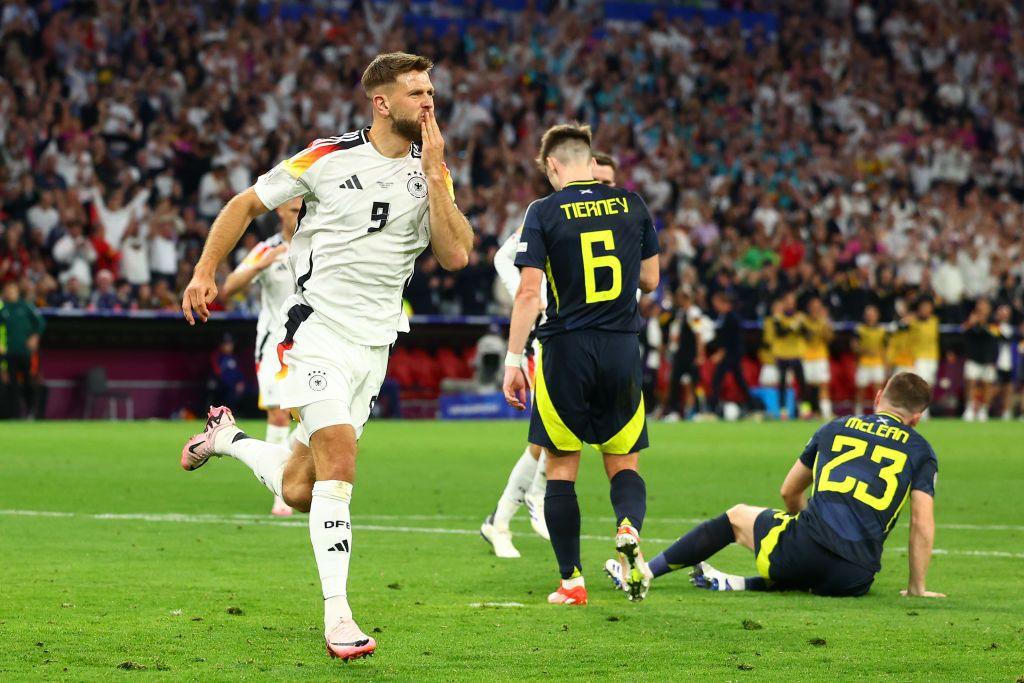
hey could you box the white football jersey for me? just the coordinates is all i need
[234,233,295,363]
[494,224,548,325]
[253,127,453,346]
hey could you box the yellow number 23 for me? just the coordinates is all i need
[818,435,907,511]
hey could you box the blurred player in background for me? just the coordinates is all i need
[757,300,781,398]
[481,151,619,558]
[853,305,887,414]
[220,196,302,516]
[909,299,939,389]
[660,287,705,421]
[802,297,833,419]
[708,291,751,416]
[590,152,617,186]
[179,52,473,661]
[961,299,997,421]
[887,298,916,379]
[993,304,1016,420]
[609,373,943,599]
[770,292,806,419]
[503,125,660,605]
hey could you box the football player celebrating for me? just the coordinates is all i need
[179,52,473,661]
[482,152,619,558]
[220,196,302,516]
[606,373,944,599]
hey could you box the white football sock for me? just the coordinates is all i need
[266,423,291,447]
[310,480,354,632]
[492,448,537,530]
[214,427,289,498]
[562,575,585,590]
[526,450,547,501]
[821,399,833,419]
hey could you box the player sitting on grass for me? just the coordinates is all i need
[606,372,944,598]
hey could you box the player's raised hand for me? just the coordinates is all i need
[503,366,528,411]
[420,108,446,179]
[182,269,218,326]
[900,588,946,598]
[255,244,287,270]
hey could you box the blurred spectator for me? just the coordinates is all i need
[208,333,246,410]
[0,0,1020,323]
[88,269,119,311]
[51,219,97,288]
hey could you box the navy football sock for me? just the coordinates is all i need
[648,513,735,578]
[744,576,770,591]
[609,469,647,531]
[545,479,582,580]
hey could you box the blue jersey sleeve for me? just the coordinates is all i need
[514,200,547,270]
[910,443,938,496]
[636,194,660,260]
[798,422,829,468]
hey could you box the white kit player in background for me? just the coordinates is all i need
[480,153,618,559]
[220,196,303,516]
[179,52,473,662]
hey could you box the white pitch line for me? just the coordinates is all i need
[1,509,1022,560]
[468,602,525,608]
[3,509,1016,532]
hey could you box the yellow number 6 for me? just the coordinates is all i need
[580,230,622,303]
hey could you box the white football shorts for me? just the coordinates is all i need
[803,359,831,385]
[963,360,996,383]
[275,306,389,442]
[855,364,886,388]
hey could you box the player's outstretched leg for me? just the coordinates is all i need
[480,445,538,558]
[689,562,770,591]
[635,504,766,594]
[607,455,653,601]
[524,448,550,540]
[265,409,294,516]
[181,406,235,471]
[647,512,734,579]
[544,451,586,605]
[181,406,295,504]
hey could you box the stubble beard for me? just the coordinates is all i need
[391,112,423,145]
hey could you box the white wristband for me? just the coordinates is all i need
[504,351,524,368]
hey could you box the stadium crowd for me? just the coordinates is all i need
[1,0,1023,416]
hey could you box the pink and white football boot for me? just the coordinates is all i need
[180,406,237,471]
[325,617,377,661]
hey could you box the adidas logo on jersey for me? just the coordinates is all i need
[338,175,363,190]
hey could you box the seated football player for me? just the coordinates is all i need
[606,373,945,598]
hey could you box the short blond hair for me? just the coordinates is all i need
[361,52,434,95]
[535,123,593,173]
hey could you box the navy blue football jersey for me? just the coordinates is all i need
[798,411,938,573]
[514,180,659,340]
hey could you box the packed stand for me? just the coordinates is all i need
[0,0,1022,415]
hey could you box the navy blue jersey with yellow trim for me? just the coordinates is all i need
[514,181,659,341]
[798,411,938,573]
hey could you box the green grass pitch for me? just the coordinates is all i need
[1,419,1023,680]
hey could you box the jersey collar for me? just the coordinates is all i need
[563,180,600,187]
[875,410,905,424]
